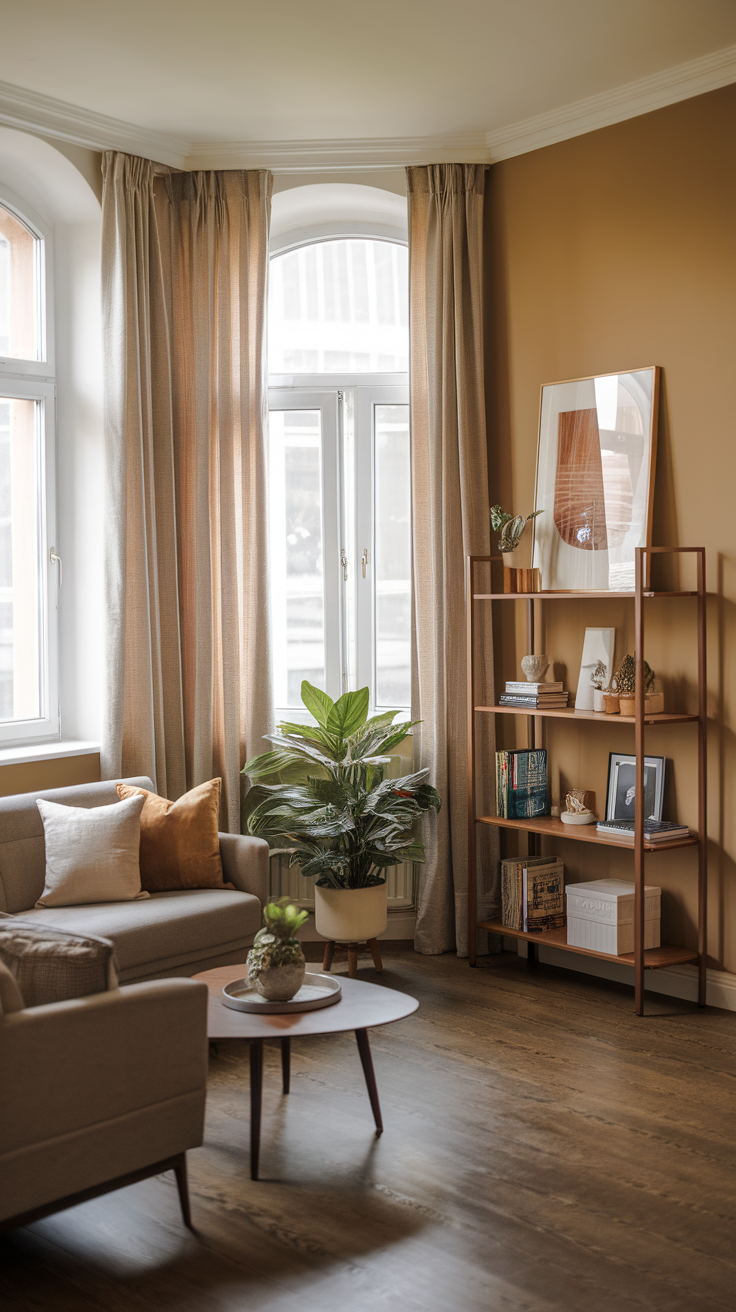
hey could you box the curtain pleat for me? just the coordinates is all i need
[101,154,272,833]
[407,163,498,956]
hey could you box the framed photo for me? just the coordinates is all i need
[532,367,660,591]
[606,753,665,822]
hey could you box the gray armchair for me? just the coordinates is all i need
[0,976,208,1231]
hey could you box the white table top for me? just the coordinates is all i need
[193,964,419,1040]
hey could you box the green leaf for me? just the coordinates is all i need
[326,687,370,737]
[300,681,335,727]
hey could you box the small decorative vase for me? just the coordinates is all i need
[603,694,620,714]
[521,654,549,683]
[252,959,306,1001]
[593,689,606,713]
[314,883,388,943]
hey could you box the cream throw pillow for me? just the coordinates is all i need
[35,795,149,908]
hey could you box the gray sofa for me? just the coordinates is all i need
[0,777,269,982]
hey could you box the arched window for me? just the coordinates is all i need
[268,235,410,712]
[0,194,56,743]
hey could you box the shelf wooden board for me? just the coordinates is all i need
[473,591,698,600]
[477,921,699,970]
[476,705,699,725]
[476,814,698,851]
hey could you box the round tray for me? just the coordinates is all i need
[222,971,342,1014]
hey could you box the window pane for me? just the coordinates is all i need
[374,404,410,707]
[269,239,408,373]
[0,206,38,361]
[269,409,325,707]
[0,397,41,721]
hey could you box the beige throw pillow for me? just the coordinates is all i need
[35,795,148,908]
[0,920,118,1007]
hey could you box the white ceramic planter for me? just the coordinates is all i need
[314,883,388,943]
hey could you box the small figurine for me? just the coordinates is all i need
[560,789,596,825]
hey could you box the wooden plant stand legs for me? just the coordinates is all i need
[321,938,383,978]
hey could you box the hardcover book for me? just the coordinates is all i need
[496,748,549,818]
[501,856,565,931]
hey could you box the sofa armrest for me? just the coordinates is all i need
[219,832,269,906]
[0,979,208,1156]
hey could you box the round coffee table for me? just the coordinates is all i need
[193,965,419,1180]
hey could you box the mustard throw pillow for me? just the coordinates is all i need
[116,778,230,893]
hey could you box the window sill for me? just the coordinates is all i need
[0,740,100,768]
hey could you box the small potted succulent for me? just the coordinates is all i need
[242,682,441,947]
[246,896,309,1001]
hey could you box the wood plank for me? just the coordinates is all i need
[478,921,699,969]
[473,590,698,600]
[476,813,698,851]
[476,705,699,724]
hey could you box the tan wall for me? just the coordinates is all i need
[484,84,736,972]
[0,754,100,798]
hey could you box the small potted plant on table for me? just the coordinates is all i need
[242,682,441,955]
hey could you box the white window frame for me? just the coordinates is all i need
[0,185,58,745]
[269,371,409,721]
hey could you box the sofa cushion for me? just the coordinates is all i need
[15,888,261,975]
[0,921,119,1008]
[116,779,230,893]
[35,795,148,909]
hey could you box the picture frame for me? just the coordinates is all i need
[575,626,615,712]
[532,367,660,591]
[606,752,665,822]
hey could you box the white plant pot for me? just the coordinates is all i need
[314,883,388,943]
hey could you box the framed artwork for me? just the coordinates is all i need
[532,367,660,591]
[575,626,614,712]
[605,752,665,822]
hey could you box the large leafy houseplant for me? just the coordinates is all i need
[242,682,441,890]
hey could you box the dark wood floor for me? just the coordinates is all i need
[2,949,735,1312]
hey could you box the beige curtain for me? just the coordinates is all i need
[101,152,272,832]
[407,163,498,956]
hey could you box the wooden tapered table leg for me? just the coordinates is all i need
[347,944,359,978]
[250,1038,264,1180]
[322,940,335,971]
[173,1153,194,1230]
[355,1027,383,1135]
[366,938,383,972]
[281,1037,291,1094]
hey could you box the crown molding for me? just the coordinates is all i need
[0,42,734,177]
[0,79,187,168]
[486,42,736,161]
[185,133,489,172]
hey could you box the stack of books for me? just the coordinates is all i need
[496,748,548,818]
[499,680,569,709]
[596,818,690,843]
[501,856,565,932]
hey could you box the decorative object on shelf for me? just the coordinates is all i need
[603,692,620,714]
[520,653,549,683]
[496,748,548,818]
[608,653,664,715]
[605,752,665,822]
[501,856,564,931]
[560,790,596,825]
[531,367,660,591]
[491,504,543,593]
[242,680,441,949]
[591,660,608,712]
[245,897,308,1002]
[566,879,661,955]
[575,627,615,712]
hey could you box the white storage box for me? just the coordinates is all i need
[566,879,661,956]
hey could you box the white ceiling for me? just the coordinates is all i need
[0,0,735,168]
